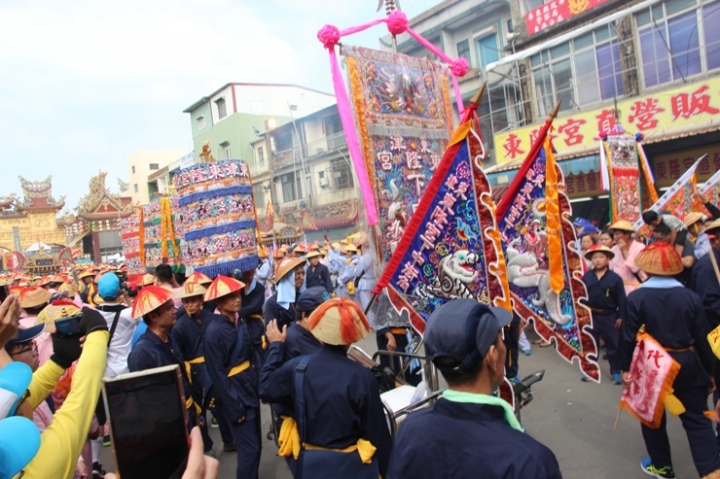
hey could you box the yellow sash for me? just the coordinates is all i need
[184,356,205,382]
[228,360,251,377]
[278,416,376,464]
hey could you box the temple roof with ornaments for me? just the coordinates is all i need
[72,171,133,221]
[14,176,66,212]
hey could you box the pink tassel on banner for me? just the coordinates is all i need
[317,11,471,226]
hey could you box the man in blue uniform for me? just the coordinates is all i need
[619,241,720,479]
[259,297,392,479]
[127,286,196,432]
[387,299,561,479]
[256,248,273,300]
[203,275,261,479]
[264,258,306,330]
[581,244,627,384]
[304,251,334,293]
[173,281,232,453]
[236,267,268,368]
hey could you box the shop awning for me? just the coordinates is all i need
[485,154,599,186]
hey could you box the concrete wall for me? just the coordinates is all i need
[127,150,186,205]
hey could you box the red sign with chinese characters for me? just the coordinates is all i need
[526,0,611,36]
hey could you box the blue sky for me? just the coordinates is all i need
[0,0,441,212]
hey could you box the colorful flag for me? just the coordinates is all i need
[300,211,318,231]
[265,200,275,232]
[495,114,600,381]
[620,333,683,428]
[12,251,25,272]
[58,247,74,267]
[373,97,511,335]
[633,154,708,236]
[701,166,720,207]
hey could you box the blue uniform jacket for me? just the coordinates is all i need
[258,344,392,477]
[263,292,297,330]
[203,314,259,423]
[305,263,334,292]
[619,279,714,389]
[387,398,562,479]
[173,310,218,402]
[284,323,321,360]
[691,248,720,329]
[127,329,193,405]
[581,268,627,319]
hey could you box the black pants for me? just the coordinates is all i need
[504,314,520,379]
[225,407,262,479]
[642,385,720,476]
[590,313,621,374]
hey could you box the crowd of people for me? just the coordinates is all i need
[3,192,720,479]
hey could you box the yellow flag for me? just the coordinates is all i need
[545,138,564,295]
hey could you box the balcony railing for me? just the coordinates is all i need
[271,132,347,169]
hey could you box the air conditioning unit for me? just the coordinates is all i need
[319,178,329,187]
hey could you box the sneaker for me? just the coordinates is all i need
[102,434,111,447]
[611,373,622,385]
[523,349,532,356]
[210,416,219,429]
[641,458,676,478]
[223,442,237,453]
[92,462,106,479]
[580,374,591,382]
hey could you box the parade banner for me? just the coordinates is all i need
[701,167,720,207]
[58,247,74,267]
[495,112,600,381]
[342,45,455,263]
[374,96,511,335]
[633,155,709,236]
[142,195,183,268]
[620,333,682,428]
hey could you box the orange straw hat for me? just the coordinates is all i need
[308,297,370,346]
[204,276,245,302]
[634,241,683,276]
[19,287,52,309]
[131,286,176,319]
[175,282,208,299]
[584,244,615,260]
[185,272,213,286]
[258,247,269,258]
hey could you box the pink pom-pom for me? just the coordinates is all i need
[317,25,341,49]
[386,11,409,35]
[451,58,469,77]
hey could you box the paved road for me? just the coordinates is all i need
[101,330,706,478]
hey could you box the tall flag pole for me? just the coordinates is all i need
[373,83,511,334]
[495,101,601,382]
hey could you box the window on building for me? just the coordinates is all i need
[257,146,265,166]
[274,130,293,151]
[134,184,138,193]
[323,113,344,150]
[331,158,353,190]
[215,98,227,119]
[220,141,231,160]
[477,33,500,67]
[197,115,206,130]
[531,23,626,114]
[280,172,299,202]
[253,184,265,206]
[636,0,709,88]
[457,39,471,65]
[149,163,159,170]
[131,165,135,174]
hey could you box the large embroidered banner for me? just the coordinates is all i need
[620,333,682,428]
[496,134,600,381]
[374,111,510,335]
[120,209,144,279]
[342,45,455,263]
[142,195,183,268]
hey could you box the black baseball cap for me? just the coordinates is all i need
[425,299,513,372]
[296,286,331,312]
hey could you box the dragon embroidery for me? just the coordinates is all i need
[419,250,478,300]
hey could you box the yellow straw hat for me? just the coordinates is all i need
[634,241,683,276]
[275,258,305,282]
[175,282,208,299]
[140,274,156,287]
[185,272,212,286]
[609,220,636,233]
[584,244,615,260]
[19,287,52,309]
[131,286,176,319]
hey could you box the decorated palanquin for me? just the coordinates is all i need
[173,160,259,277]
[620,333,683,428]
[120,209,144,279]
[142,196,182,268]
[341,45,455,262]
